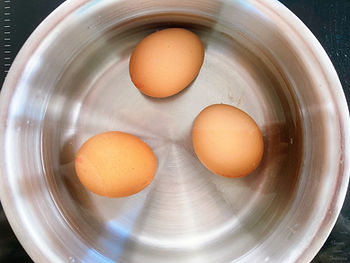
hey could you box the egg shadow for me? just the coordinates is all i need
[140,74,200,104]
[241,121,290,193]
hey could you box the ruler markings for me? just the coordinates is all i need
[3,0,12,75]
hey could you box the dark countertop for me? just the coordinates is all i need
[0,0,349,262]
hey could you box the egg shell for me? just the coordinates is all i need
[75,131,157,197]
[129,28,204,98]
[192,104,264,177]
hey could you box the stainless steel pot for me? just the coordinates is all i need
[1,0,349,262]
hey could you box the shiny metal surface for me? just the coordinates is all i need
[0,0,349,262]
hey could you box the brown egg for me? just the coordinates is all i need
[192,104,264,177]
[75,131,157,197]
[129,28,204,98]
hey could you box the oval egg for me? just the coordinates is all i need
[192,104,264,177]
[129,28,204,98]
[75,131,157,198]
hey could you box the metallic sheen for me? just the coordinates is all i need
[0,0,349,262]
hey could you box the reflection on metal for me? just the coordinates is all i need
[0,0,349,263]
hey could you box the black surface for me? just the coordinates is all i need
[0,0,349,262]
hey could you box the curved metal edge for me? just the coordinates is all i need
[255,0,350,262]
[0,0,348,262]
[0,1,90,262]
